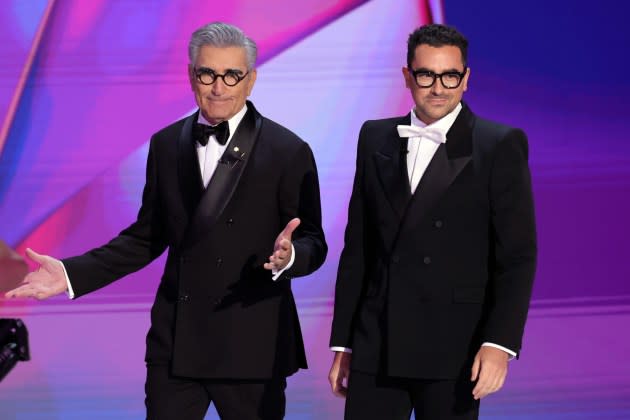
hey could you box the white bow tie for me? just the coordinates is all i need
[397,125,447,144]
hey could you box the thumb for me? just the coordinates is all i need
[25,248,46,265]
[471,352,481,381]
[280,218,301,241]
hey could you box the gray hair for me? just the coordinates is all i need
[188,22,257,70]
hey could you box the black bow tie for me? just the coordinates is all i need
[194,120,230,146]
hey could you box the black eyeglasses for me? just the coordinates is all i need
[408,67,467,89]
[194,67,249,87]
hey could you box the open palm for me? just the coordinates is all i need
[5,248,67,300]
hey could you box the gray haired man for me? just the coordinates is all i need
[6,22,327,419]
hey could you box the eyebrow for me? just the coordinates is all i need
[412,67,463,73]
[196,66,245,74]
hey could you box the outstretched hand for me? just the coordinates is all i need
[4,248,67,300]
[263,218,300,272]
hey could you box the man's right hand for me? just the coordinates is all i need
[4,248,67,300]
[328,351,352,398]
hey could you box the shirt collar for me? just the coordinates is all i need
[410,102,462,139]
[197,103,248,145]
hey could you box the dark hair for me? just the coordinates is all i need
[407,24,468,68]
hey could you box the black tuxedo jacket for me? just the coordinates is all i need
[64,101,327,379]
[330,103,536,379]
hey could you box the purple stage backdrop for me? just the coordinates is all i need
[1,0,629,418]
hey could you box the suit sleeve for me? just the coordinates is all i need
[62,137,168,297]
[329,123,369,348]
[278,141,327,278]
[483,129,537,354]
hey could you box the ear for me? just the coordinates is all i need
[246,69,257,96]
[402,66,412,89]
[462,67,470,92]
[188,64,195,91]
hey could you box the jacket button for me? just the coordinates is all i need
[434,220,443,228]
[178,294,190,302]
[213,297,223,306]
[216,258,223,267]
[423,256,431,265]
[391,255,400,263]
[180,256,186,263]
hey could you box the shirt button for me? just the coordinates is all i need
[423,256,431,265]
[227,218,234,226]
[434,220,443,228]
[391,255,400,264]
[216,258,223,267]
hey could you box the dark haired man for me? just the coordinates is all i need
[328,24,536,419]
[6,22,327,419]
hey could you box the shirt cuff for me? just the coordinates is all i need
[330,347,352,353]
[59,260,75,299]
[271,244,295,281]
[482,342,516,359]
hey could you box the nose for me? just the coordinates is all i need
[430,78,445,95]
[211,80,225,96]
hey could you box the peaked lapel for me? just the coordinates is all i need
[177,112,205,220]
[373,115,412,220]
[183,101,262,247]
[402,103,474,231]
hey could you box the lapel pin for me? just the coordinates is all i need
[233,146,240,153]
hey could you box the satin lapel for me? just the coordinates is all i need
[373,116,412,220]
[403,103,474,230]
[177,112,204,219]
[184,102,262,247]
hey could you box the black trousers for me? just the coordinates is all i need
[345,370,479,420]
[145,364,287,420]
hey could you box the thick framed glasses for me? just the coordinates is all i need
[409,67,467,89]
[194,67,249,87]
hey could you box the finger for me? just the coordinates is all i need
[476,366,501,399]
[279,218,300,241]
[278,238,291,252]
[495,372,506,393]
[471,354,481,381]
[487,368,505,395]
[473,381,487,400]
[334,385,347,398]
[273,250,286,260]
[5,284,36,299]
[25,248,46,265]
[332,376,347,398]
[472,367,489,399]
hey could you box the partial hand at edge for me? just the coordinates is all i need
[4,248,68,300]
[263,218,300,272]
[471,345,509,400]
[328,351,352,398]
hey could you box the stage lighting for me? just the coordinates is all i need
[0,318,30,382]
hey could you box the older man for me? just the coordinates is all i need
[7,22,327,419]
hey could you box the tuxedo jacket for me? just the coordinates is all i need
[330,103,536,379]
[64,102,327,379]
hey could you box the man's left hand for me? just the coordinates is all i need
[471,345,509,400]
[263,218,300,272]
